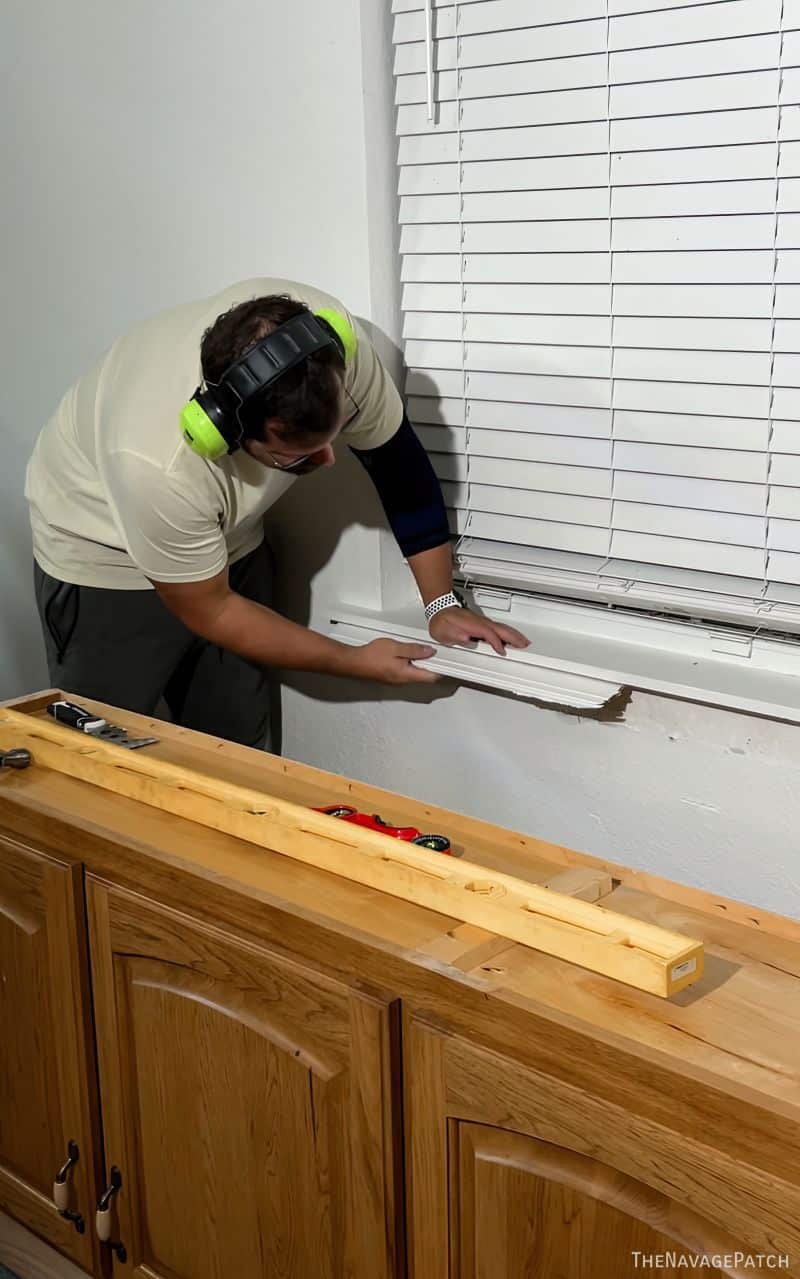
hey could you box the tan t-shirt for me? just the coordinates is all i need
[25,278,403,589]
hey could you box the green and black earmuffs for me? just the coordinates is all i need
[179,306,357,460]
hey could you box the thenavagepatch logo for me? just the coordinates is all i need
[630,1253,791,1271]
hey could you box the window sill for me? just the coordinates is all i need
[328,589,800,722]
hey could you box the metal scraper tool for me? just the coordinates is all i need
[46,700,159,749]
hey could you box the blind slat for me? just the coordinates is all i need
[463,189,610,221]
[399,224,461,254]
[611,71,779,119]
[460,157,610,191]
[613,214,775,252]
[614,408,769,450]
[393,8,455,45]
[466,370,611,408]
[458,22,607,65]
[464,283,612,313]
[394,38,456,77]
[464,220,609,252]
[609,530,765,579]
[459,0,605,36]
[407,395,465,425]
[612,107,777,153]
[612,250,774,284]
[609,1,782,51]
[767,551,800,585]
[460,88,608,132]
[614,502,764,547]
[469,427,611,468]
[614,471,765,516]
[465,314,611,344]
[461,253,611,283]
[612,284,774,318]
[395,70,458,106]
[614,379,770,418]
[468,484,610,527]
[611,143,776,186]
[467,511,610,557]
[768,519,800,552]
[769,486,800,518]
[613,348,772,386]
[398,194,461,222]
[462,121,608,163]
[773,352,800,383]
[614,441,768,483]
[403,311,462,339]
[469,399,610,437]
[775,317,800,348]
[469,454,611,497]
[769,421,800,451]
[612,180,775,218]
[611,33,780,83]
[613,316,772,350]
[466,341,611,378]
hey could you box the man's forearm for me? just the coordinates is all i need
[184,591,356,677]
[407,541,456,607]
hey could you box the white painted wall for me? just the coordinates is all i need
[0,0,378,695]
[3,0,797,920]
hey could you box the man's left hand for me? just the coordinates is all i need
[428,606,529,655]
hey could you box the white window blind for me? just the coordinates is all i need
[392,0,800,631]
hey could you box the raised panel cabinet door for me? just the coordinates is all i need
[0,834,102,1274]
[86,879,403,1279]
[453,1124,704,1279]
[404,1016,799,1279]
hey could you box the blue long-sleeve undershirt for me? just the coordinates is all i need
[349,412,451,559]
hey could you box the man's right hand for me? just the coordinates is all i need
[344,638,440,685]
[151,572,440,685]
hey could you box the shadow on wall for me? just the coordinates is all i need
[262,351,459,744]
[0,435,47,701]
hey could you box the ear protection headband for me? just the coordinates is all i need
[180,307,357,460]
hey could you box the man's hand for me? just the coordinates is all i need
[151,573,439,685]
[428,606,529,656]
[345,638,440,685]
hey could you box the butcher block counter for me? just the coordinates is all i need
[0,690,798,1279]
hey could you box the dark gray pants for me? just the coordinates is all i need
[34,540,275,749]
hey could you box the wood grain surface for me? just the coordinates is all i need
[0,707,703,997]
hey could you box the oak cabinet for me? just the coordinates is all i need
[452,1124,698,1279]
[1,692,800,1279]
[404,1016,796,1279]
[85,880,402,1279]
[0,836,101,1274]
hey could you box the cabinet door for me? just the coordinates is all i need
[0,835,102,1274]
[453,1124,700,1278]
[87,880,403,1279]
[405,1015,799,1279]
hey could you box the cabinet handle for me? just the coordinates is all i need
[0,748,32,770]
[52,1140,85,1233]
[96,1167,127,1263]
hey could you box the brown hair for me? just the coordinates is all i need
[199,294,345,443]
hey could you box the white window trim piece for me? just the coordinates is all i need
[327,611,622,709]
[329,589,800,722]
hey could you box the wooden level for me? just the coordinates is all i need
[0,706,704,997]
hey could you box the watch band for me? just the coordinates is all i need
[425,591,464,622]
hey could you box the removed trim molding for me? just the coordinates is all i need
[327,612,622,709]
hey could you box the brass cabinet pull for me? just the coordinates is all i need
[96,1166,127,1262]
[52,1140,85,1233]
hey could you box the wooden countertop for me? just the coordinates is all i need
[2,695,800,1125]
